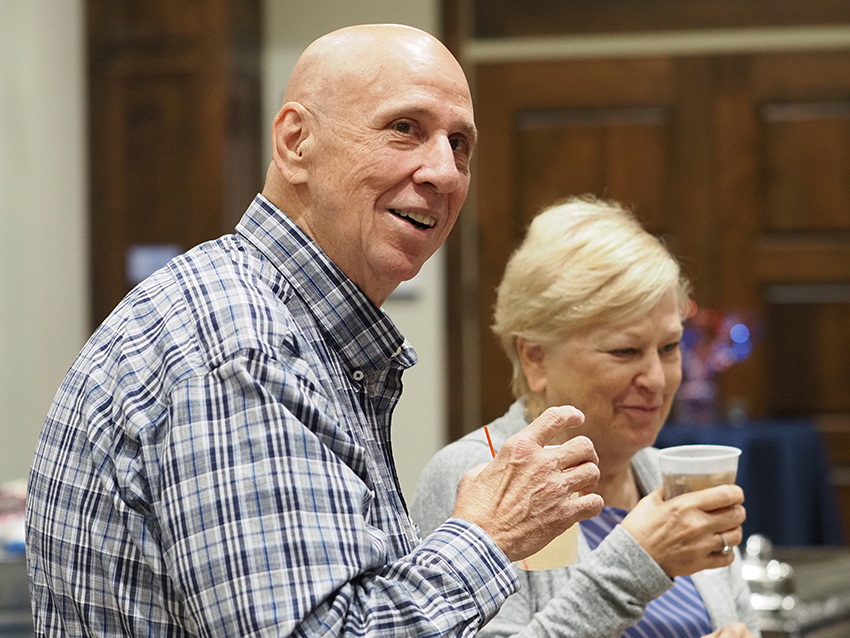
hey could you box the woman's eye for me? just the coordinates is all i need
[612,348,637,357]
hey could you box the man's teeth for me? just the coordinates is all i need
[394,210,435,228]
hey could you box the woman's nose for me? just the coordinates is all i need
[637,353,667,391]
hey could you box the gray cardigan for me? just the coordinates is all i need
[410,400,761,638]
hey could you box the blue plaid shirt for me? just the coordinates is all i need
[26,195,517,637]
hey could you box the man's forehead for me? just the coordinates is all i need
[302,29,476,141]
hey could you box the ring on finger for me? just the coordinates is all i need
[718,533,732,556]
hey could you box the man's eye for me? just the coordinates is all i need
[394,122,413,134]
[450,137,467,153]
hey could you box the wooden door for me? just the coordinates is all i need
[452,50,850,541]
[715,52,850,418]
[465,49,850,437]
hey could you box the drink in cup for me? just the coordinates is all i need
[518,446,579,571]
[657,444,741,499]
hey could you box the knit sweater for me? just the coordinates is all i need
[410,400,761,638]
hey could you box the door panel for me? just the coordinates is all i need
[715,52,850,418]
[475,57,703,427]
[515,107,669,232]
[768,302,850,413]
[763,102,850,232]
[469,0,850,37]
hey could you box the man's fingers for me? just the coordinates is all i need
[570,492,605,520]
[549,435,599,468]
[558,455,601,496]
[522,405,586,447]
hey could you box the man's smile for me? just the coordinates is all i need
[391,209,436,229]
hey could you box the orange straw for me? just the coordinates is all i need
[484,426,496,458]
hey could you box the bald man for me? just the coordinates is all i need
[26,25,601,637]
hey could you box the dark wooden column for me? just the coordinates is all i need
[87,0,262,327]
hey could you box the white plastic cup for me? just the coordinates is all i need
[518,445,580,571]
[657,444,741,500]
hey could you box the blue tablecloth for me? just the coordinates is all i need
[655,420,845,547]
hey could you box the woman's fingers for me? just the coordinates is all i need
[622,486,747,576]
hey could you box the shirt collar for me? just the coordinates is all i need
[236,194,417,375]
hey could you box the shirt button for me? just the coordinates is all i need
[352,370,364,381]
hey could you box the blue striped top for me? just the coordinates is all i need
[580,506,713,638]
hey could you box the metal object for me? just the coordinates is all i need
[742,534,850,638]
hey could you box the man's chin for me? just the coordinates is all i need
[385,253,429,285]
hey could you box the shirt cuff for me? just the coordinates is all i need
[415,517,519,622]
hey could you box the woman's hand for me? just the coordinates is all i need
[701,621,755,638]
[620,485,745,577]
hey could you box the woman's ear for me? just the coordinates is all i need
[516,338,548,395]
[271,102,311,185]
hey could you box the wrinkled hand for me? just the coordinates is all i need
[701,621,755,638]
[452,406,603,562]
[621,485,746,577]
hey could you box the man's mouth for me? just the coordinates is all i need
[391,209,436,230]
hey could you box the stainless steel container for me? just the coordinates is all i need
[743,535,850,638]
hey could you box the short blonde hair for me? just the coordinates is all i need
[492,196,691,400]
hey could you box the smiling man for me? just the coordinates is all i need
[26,25,602,637]
[265,25,478,306]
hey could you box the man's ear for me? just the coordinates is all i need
[516,338,548,395]
[271,102,311,185]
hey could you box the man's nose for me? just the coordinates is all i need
[414,136,461,192]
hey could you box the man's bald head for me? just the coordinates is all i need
[283,24,468,122]
[264,24,475,305]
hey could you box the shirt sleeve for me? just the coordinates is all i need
[155,347,518,638]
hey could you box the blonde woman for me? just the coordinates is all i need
[412,197,758,638]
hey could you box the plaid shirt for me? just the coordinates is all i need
[26,195,517,637]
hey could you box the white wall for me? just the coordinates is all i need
[0,0,88,484]
[0,0,448,501]
[262,0,448,502]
